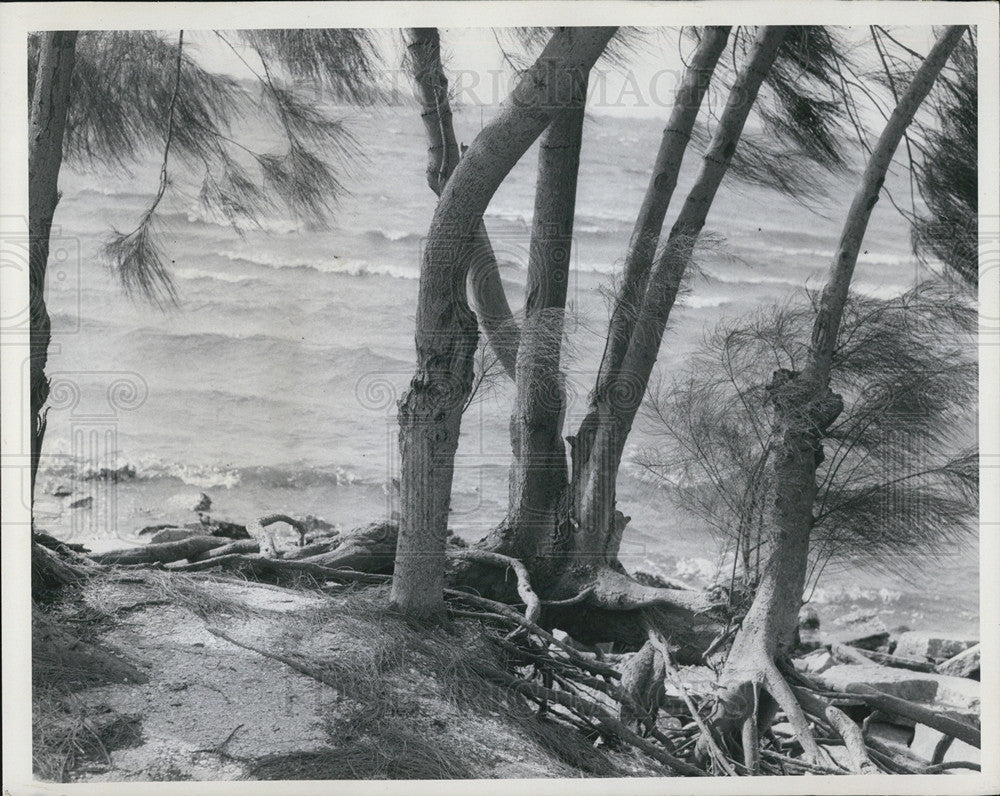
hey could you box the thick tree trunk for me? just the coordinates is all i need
[28,31,77,501]
[391,28,618,616]
[407,27,520,380]
[594,26,730,401]
[503,87,588,564]
[572,27,789,561]
[708,25,967,754]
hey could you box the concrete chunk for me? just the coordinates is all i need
[893,631,976,664]
[829,609,888,651]
[935,643,980,679]
[816,664,980,715]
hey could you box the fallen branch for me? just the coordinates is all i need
[648,629,737,776]
[444,589,620,680]
[187,539,259,562]
[843,683,980,749]
[92,535,227,566]
[505,678,708,776]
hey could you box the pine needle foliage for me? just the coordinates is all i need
[639,281,977,583]
[911,33,978,287]
[687,26,851,204]
[28,29,384,304]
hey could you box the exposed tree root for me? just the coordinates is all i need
[448,550,540,624]
[648,630,737,776]
[503,679,707,777]
[584,567,717,613]
[80,511,978,778]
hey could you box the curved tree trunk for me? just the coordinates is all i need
[407,27,520,380]
[391,27,618,617]
[502,85,588,567]
[709,24,968,755]
[28,31,77,501]
[572,26,789,562]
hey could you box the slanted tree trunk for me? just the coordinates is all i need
[451,28,776,652]
[28,31,77,501]
[501,85,588,568]
[391,28,618,617]
[406,27,520,380]
[706,25,967,761]
[571,26,789,566]
[593,26,730,401]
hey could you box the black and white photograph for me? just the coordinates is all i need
[2,2,997,792]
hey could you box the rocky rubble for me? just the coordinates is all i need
[792,606,980,768]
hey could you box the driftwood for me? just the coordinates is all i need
[92,535,228,566]
[168,553,391,585]
[186,539,259,562]
[295,522,397,573]
[283,539,341,560]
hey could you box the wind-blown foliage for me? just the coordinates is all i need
[27,29,383,304]
[689,25,851,203]
[911,33,978,287]
[639,281,977,586]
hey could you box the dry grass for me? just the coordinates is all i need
[33,569,632,781]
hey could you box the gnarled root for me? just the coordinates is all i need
[699,644,821,770]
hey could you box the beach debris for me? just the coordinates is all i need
[69,496,93,509]
[138,523,174,536]
[33,530,90,555]
[185,539,259,562]
[935,644,980,680]
[294,521,397,572]
[829,609,889,651]
[816,664,981,718]
[910,722,981,766]
[893,631,977,665]
[92,535,231,566]
[792,648,835,675]
[198,515,251,540]
[193,493,212,512]
[149,528,201,545]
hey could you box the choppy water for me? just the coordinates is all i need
[34,105,978,637]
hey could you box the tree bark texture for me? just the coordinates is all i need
[504,86,588,563]
[391,28,618,616]
[28,31,77,501]
[735,23,967,665]
[712,25,967,738]
[407,27,520,379]
[572,27,790,561]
